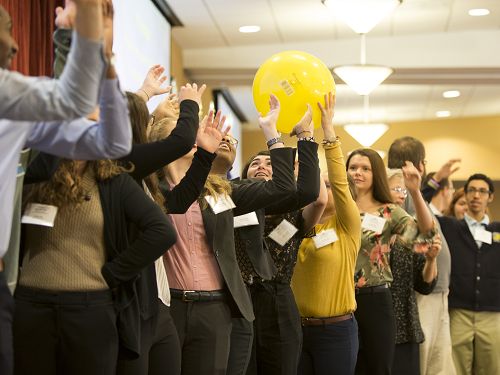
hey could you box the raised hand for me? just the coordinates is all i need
[102,0,114,58]
[402,161,422,194]
[55,0,76,29]
[289,104,313,137]
[433,158,461,182]
[151,93,179,121]
[178,83,206,105]
[318,92,336,140]
[196,110,231,154]
[137,65,172,101]
[426,235,442,260]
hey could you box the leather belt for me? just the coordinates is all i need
[355,284,389,294]
[170,289,227,302]
[301,313,353,326]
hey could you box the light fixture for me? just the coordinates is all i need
[468,9,490,16]
[443,90,460,98]
[322,0,401,34]
[239,26,260,33]
[334,65,393,95]
[343,124,390,147]
[436,111,451,117]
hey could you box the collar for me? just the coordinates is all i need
[464,212,490,227]
[429,203,443,216]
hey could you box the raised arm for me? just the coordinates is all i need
[0,0,108,120]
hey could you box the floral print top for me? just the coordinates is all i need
[354,203,437,288]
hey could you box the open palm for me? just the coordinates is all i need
[197,110,231,153]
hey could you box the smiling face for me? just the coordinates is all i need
[347,154,374,193]
[246,155,273,180]
[214,135,237,168]
[389,177,406,207]
[0,6,18,69]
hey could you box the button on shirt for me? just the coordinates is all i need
[464,213,490,248]
[164,192,224,291]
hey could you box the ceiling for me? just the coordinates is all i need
[166,0,500,129]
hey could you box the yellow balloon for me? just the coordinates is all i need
[253,51,336,134]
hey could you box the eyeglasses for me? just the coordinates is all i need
[422,160,427,166]
[222,134,239,149]
[450,188,456,194]
[390,187,407,197]
[466,188,490,196]
[149,114,155,126]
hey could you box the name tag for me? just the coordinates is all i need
[474,228,492,244]
[268,219,298,247]
[312,228,339,249]
[361,213,387,233]
[234,211,259,228]
[205,193,236,214]
[21,203,58,227]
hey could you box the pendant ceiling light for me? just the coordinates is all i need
[343,124,390,147]
[333,65,393,96]
[322,0,402,34]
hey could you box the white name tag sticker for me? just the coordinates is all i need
[268,219,298,247]
[205,194,236,214]
[361,213,387,234]
[21,203,58,227]
[313,228,339,249]
[474,228,492,244]
[234,211,259,228]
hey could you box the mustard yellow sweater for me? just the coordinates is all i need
[291,142,361,318]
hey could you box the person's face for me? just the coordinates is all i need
[389,177,406,207]
[247,155,272,181]
[214,135,237,168]
[347,155,373,192]
[465,179,494,216]
[0,7,19,69]
[454,195,468,220]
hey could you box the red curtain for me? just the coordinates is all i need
[1,0,65,77]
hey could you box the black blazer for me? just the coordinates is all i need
[162,147,296,321]
[234,141,320,280]
[438,215,500,311]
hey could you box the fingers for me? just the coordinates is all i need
[168,93,176,100]
[218,115,227,132]
[198,84,206,95]
[222,125,231,138]
[210,111,222,129]
[206,110,215,128]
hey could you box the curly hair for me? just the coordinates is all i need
[23,159,131,212]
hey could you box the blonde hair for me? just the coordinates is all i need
[386,168,404,182]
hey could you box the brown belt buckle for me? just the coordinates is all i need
[182,291,196,302]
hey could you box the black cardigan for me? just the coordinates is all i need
[234,141,320,280]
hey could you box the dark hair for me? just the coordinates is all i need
[346,173,358,202]
[423,172,450,198]
[388,136,425,169]
[346,148,394,204]
[125,91,166,212]
[241,150,271,179]
[464,174,494,195]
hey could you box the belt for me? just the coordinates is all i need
[170,289,227,302]
[355,284,389,294]
[301,313,353,326]
[14,286,113,305]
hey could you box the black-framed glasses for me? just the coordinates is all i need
[222,134,239,149]
[466,188,490,196]
[390,187,407,197]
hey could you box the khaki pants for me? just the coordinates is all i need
[417,292,456,375]
[449,308,500,375]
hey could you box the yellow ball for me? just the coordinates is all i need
[252,51,336,134]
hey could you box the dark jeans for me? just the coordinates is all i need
[170,296,233,375]
[246,281,302,375]
[298,314,358,375]
[13,286,118,375]
[0,272,14,375]
[227,285,254,375]
[117,299,181,375]
[392,342,420,375]
[354,288,396,375]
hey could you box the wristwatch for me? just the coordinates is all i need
[266,137,284,148]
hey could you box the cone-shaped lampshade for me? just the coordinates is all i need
[322,0,401,34]
[343,124,390,147]
[333,65,393,95]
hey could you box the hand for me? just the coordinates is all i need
[55,0,76,29]
[433,158,461,182]
[402,161,422,194]
[258,94,280,139]
[196,110,231,154]
[151,94,179,121]
[138,65,172,100]
[318,92,336,140]
[102,0,114,58]
[426,235,442,260]
[178,83,206,105]
[290,104,313,137]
